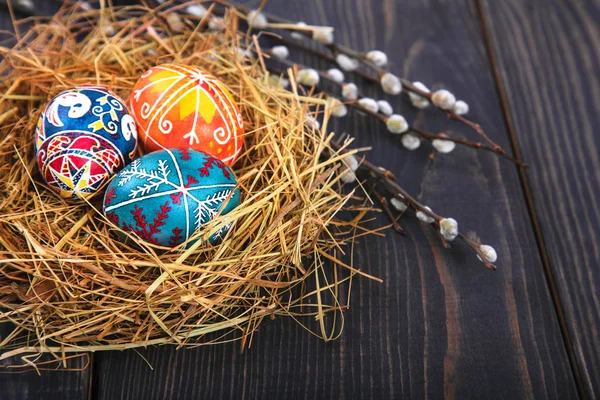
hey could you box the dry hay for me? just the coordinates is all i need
[0,1,379,367]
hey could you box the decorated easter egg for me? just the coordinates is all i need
[35,86,138,200]
[130,64,243,165]
[103,149,240,247]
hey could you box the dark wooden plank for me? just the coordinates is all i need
[480,0,600,398]
[0,325,91,400]
[92,0,577,399]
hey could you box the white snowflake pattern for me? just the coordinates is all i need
[106,149,238,244]
[118,159,174,198]
[193,189,233,229]
[212,221,233,241]
[117,159,140,186]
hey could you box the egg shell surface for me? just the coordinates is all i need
[130,64,244,165]
[35,86,138,200]
[103,149,240,247]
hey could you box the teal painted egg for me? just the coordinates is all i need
[35,86,138,200]
[103,149,240,247]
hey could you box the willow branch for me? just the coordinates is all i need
[263,52,522,164]
[224,1,507,155]
[328,140,497,271]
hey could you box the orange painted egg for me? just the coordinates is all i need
[130,64,243,165]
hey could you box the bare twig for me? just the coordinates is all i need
[263,52,522,164]
[225,1,508,156]
[328,140,497,271]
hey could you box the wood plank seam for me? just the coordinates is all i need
[88,354,96,400]
[473,1,586,398]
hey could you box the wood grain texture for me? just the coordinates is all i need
[0,325,91,400]
[90,0,578,399]
[481,0,600,398]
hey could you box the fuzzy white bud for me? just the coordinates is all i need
[358,98,379,114]
[409,81,430,109]
[305,115,320,129]
[390,197,407,212]
[208,17,225,31]
[247,10,268,29]
[101,24,116,36]
[297,68,320,86]
[79,2,93,11]
[328,98,348,118]
[440,218,458,241]
[453,100,469,115]
[386,114,409,134]
[15,0,33,12]
[167,13,185,33]
[431,89,456,110]
[336,54,359,71]
[413,81,429,92]
[279,77,290,89]
[291,22,307,39]
[312,27,334,44]
[344,154,359,172]
[416,206,435,224]
[377,100,393,117]
[326,68,345,83]
[204,51,218,62]
[365,50,388,67]
[380,73,402,95]
[236,48,253,60]
[271,45,289,59]
[186,4,208,18]
[412,98,430,109]
[401,133,421,150]
[267,75,289,89]
[341,170,356,183]
[340,154,359,184]
[341,83,358,101]
[478,244,498,263]
[432,135,456,153]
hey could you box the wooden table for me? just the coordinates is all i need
[1,0,598,399]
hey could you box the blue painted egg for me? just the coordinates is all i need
[103,149,240,247]
[35,86,138,200]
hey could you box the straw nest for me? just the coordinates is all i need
[0,2,378,366]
